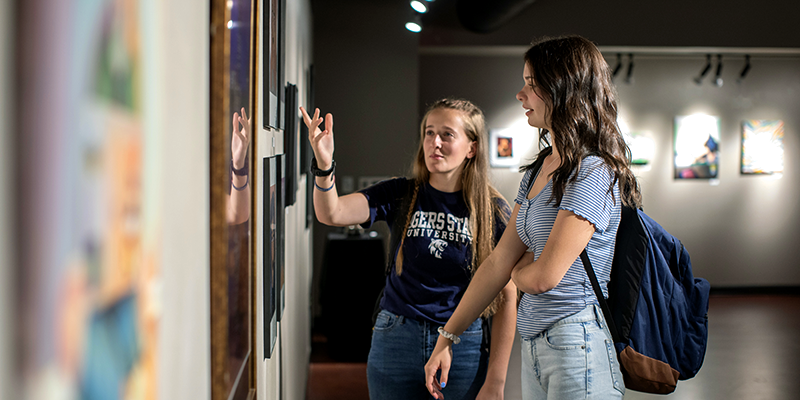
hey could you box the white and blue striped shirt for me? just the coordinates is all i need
[514,155,621,338]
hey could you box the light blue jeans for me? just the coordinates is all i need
[367,309,488,400]
[520,304,625,400]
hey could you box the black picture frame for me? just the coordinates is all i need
[263,0,285,129]
[284,83,298,206]
[276,154,286,321]
[263,156,277,358]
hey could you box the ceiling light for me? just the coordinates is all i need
[410,1,427,13]
[405,21,422,33]
[624,53,634,84]
[694,54,712,85]
[738,55,751,82]
[713,54,723,87]
[612,53,623,80]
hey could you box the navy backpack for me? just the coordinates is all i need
[529,148,711,394]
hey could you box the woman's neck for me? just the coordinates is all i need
[428,173,462,193]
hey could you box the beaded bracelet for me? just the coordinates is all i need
[314,175,336,192]
[437,326,461,344]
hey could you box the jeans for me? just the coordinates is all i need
[367,309,488,400]
[520,304,625,400]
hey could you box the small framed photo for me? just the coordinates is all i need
[741,119,784,175]
[489,127,536,168]
[674,114,720,180]
[263,156,277,358]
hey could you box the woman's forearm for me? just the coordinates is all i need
[483,281,517,387]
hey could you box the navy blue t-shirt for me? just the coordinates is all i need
[359,177,510,325]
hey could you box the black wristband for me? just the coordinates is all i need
[231,158,248,176]
[311,157,335,179]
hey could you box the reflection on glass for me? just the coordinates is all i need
[226,0,252,397]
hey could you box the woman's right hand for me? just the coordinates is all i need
[299,106,334,169]
[425,337,454,399]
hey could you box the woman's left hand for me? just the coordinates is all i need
[231,107,250,169]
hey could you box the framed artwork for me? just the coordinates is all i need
[741,120,784,175]
[211,0,255,397]
[489,127,536,168]
[284,83,298,206]
[263,156,278,358]
[263,0,285,129]
[623,131,655,166]
[674,114,720,179]
[276,154,286,321]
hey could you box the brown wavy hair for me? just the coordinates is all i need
[395,98,510,316]
[521,36,641,208]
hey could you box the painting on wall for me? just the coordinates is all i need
[283,83,298,206]
[19,0,161,398]
[741,119,784,175]
[276,154,286,321]
[263,156,278,358]
[623,131,655,166]
[674,114,720,179]
[489,127,536,168]
[263,0,284,129]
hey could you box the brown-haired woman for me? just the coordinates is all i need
[300,98,516,399]
[425,36,642,400]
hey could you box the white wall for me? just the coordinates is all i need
[156,0,211,398]
[257,1,314,399]
[0,0,16,397]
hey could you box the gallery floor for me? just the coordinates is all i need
[306,294,800,400]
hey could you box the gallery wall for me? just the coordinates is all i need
[419,50,800,287]
[0,0,14,396]
[4,0,314,399]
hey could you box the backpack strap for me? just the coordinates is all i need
[525,146,553,190]
[581,249,621,342]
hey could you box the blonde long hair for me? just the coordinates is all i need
[395,98,509,317]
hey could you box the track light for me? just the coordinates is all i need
[410,1,427,13]
[405,14,422,32]
[738,55,751,82]
[612,53,623,80]
[624,53,634,84]
[713,54,723,87]
[694,54,712,85]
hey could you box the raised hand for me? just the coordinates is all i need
[299,106,334,169]
[232,107,250,169]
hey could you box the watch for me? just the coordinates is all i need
[311,157,335,178]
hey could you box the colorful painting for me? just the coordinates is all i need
[674,114,720,179]
[263,156,278,358]
[21,0,160,398]
[489,127,537,168]
[742,120,784,175]
[623,131,655,166]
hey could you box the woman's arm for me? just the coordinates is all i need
[510,209,594,294]
[425,204,529,398]
[300,106,371,227]
[228,107,251,225]
[476,280,517,400]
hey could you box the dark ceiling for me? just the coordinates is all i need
[417,0,800,48]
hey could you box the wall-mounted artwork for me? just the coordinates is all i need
[674,114,720,179]
[276,154,286,321]
[741,119,784,175]
[284,83,298,205]
[263,156,277,358]
[263,0,285,129]
[623,131,655,166]
[489,127,536,168]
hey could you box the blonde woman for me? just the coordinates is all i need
[301,98,516,400]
